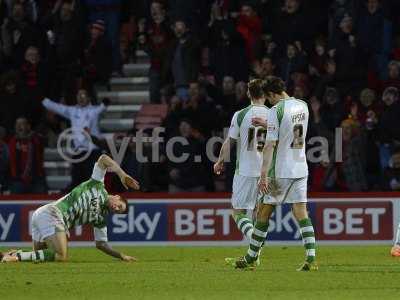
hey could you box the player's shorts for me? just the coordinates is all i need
[31,204,66,242]
[231,174,259,209]
[261,177,307,205]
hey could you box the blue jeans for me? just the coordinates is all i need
[88,11,121,71]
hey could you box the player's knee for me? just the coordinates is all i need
[292,204,308,220]
[256,204,271,220]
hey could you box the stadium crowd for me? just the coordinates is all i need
[0,0,400,194]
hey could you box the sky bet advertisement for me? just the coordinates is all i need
[0,197,398,245]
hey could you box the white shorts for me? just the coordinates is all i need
[261,177,307,205]
[231,174,259,209]
[31,204,66,242]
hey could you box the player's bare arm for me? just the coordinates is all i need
[258,141,276,194]
[95,241,137,262]
[97,154,140,190]
[213,137,235,175]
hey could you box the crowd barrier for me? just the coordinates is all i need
[0,192,399,246]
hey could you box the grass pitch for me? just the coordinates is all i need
[1,246,399,300]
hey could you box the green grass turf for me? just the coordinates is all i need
[1,246,400,300]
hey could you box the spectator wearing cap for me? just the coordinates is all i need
[161,19,201,101]
[83,19,112,95]
[83,0,123,75]
[8,117,46,194]
[138,1,173,103]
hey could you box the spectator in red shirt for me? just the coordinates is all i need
[9,117,46,194]
[236,3,261,62]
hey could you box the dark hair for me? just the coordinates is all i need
[261,76,286,95]
[120,195,128,214]
[247,79,264,99]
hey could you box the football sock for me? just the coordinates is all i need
[245,221,268,263]
[233,213,254,240]
[395,222,400,246]
[17,249,55,262]
[299,218,316,263]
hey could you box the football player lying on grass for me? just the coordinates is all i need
[1,154,140,263]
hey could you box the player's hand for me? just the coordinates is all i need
[269,179,282,197]
[121,174,140,190]
[213,160,224,175]
[251,117,267,128]
[258,176,269,194]
[121,254,138,262]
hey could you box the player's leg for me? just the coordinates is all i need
[2,206,64,263]
[391,221,400,257]
[44,231,68,262]
[292,202,317,265]
[232,209,254,240]
[231,174,259,240]
[284,177,317,271]
[14,231,67,262]
[241,203,275,265]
